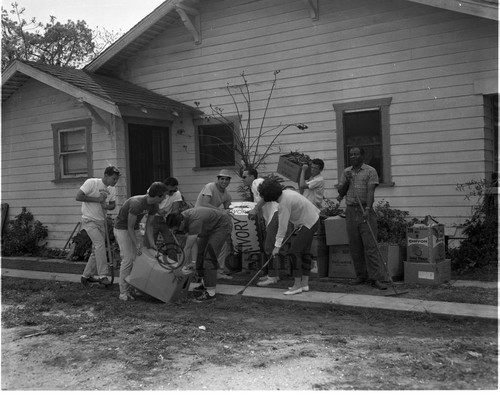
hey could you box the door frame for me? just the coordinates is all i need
[124,117,173,197]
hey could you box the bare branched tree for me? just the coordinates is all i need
[195,70,308,175]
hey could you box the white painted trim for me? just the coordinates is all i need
[474,78,498,95]
[84,0,178,72]
[407,0,498,20]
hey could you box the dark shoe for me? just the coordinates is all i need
[349,278,367,285]
[81,276,99,285]
[99,277,112,286]
[192,284,206,296]
[194,290,216,302]
[371,280,388,290]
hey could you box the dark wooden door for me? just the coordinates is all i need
[128,124,170,196]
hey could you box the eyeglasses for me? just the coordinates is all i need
[219,177,231,181]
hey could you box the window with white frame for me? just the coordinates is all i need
[195,121,236,168]
[52,119,92,180]
[333,98,393,185]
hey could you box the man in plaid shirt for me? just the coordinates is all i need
[337,147,387,290]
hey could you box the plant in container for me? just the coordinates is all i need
[373,200,418,280]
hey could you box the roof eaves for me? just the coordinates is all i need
[84,0,178,73]
[406,0,498,20]
[2,60,121,116]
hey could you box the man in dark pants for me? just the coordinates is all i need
[337,147,387,290]
[165,207,233,302]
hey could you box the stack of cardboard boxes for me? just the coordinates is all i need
[404,222,451,285]
[324,216,356,278]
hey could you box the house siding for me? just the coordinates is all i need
[1,79,125,247]
[1,0,497,249]
[116,0,497,225]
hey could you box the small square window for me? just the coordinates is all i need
[196,122,236,168]
[52,119,92,180]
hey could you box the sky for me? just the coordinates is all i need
[2,0,167,33]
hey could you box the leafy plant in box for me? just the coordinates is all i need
[1,207,48,256]
[374,200,417,247]
[284,150,311,166]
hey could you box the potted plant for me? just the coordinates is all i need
[374,199,418,279]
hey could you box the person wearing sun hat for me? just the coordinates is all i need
[194,169,233,281]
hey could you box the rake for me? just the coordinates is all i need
[350,174,409,297]
[232,226,301,300]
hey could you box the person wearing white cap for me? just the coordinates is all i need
[194,169,233,280]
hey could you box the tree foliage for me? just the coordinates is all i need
[2,2,120,70]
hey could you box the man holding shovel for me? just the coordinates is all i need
[337,147,387,290]
[77,166,120,287]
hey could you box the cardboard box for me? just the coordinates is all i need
[126,248,193,303]
[324,216,349,245]
[276,154,303,183]
[328,245,356,278]
[311,234,329,277]
[407,224,446,263]
[229,202,260,269]
[404,259,451,285]
[327,243,402,280]
[379,243,404,279]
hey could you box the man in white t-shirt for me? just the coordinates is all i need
[299,158,325,208]
[76,166,120,286]
[143,177,183,250]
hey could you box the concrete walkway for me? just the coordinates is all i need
[2,268,497,321]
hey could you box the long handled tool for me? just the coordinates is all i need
[350,174,408,297]
[103,212,115,288]
[232,226,302,300]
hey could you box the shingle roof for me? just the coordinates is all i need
[2,60,200,115]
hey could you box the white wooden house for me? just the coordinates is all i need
[1,0,498,248]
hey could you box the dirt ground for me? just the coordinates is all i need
[1,277,498,391]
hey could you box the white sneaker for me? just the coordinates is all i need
[258,275,269,282]
[257,277,278,287]
[287,285,309,292]
[119,293,135,301]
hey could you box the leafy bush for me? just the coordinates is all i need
[69,229,93,262]
[68,216,119,263]
[374,200,418,247]
[1,207,48,256]
[450,179,498,274]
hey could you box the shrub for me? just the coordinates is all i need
[68,215,119,263]
[451,179,498,274]
[1,207,48,256]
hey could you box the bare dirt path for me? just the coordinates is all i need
[1,277,497,390]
